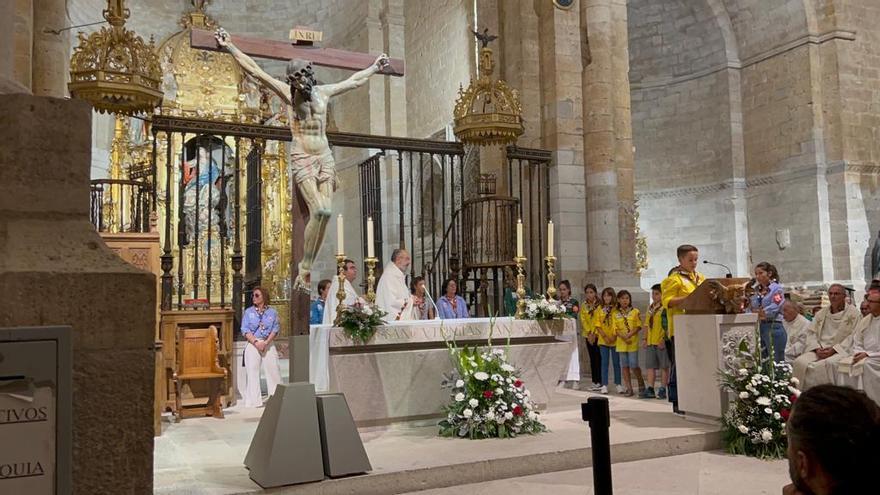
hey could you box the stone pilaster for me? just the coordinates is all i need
[581,0,640,291]
[535,0,588,288]
[0,95,155,493]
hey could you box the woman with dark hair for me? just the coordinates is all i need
[437,278,469,319]
[750,261,787,363]
[411,276,435,320]
[580,284,603,391]
[592,287,622,394]
[241,286,283,408]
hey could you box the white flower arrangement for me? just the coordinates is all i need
[719,328,798,459]
[519,296,571,321]
[439,324,546,440]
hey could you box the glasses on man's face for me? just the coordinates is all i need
[867,299,880,304]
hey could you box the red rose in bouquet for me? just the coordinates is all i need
[483,390,493,399]
[514,379,523,388]
[513,405,523,416]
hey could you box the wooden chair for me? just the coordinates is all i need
[173,325,227,422]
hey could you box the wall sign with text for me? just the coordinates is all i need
[0,327,72,495]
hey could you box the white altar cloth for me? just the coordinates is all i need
[307,317,577,424]
[309,317,577,394]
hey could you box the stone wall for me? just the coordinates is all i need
[404,0,473,138]
[629,0,745,285]
[630,0,880,291]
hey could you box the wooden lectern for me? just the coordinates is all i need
[674,278,758,422]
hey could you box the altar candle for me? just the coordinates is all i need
[547,220,554,258]
[337,214,344,255]
[516,218,523,258]
[366,217,375,258]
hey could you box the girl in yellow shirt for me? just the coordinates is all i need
[615,290,644,397]
[579,284,602,391]
[592,287,622,394]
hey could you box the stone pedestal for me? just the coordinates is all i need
[0,95,156,493]
[674,313,758,423]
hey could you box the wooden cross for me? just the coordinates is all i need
[190,28,405,76]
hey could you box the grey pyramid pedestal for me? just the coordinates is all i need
[244,382,325,488]
[316,394,373,477]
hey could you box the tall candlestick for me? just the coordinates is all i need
[547,220,554,258]
[516,218,523,258]
[366,216,375,258]
[336,214,344,255]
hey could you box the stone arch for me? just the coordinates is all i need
[704,0,741,65]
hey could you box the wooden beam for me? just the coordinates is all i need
[191,29,405,77]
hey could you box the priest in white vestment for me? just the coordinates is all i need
[783,301,811,364]
[792,284,862,388]
[835,289,880,402]
[322,259,360,325]
[375,248,416,322]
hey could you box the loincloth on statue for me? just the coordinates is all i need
[290,149,338,190]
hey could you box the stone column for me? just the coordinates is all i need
[32,0,69,96]
[581,0,640,290]
[535,0,589,286]
[0,95,155,493]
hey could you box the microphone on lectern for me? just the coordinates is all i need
[703,259,733,278]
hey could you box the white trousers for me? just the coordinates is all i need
[243,342,282,408]
[565,344,581,381]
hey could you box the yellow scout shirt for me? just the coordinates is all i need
[660,269,705,338]
[579,302,598,337]
[643,304,665,346]
[615,307,642,352]
[592,306,619,347]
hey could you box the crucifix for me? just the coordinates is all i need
[192,27,404,338]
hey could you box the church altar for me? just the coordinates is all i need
[308,317,578,425]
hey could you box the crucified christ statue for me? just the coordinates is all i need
[215,28,390,291]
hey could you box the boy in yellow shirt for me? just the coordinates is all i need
[660,244,705,413]
[640,284,669,399]
[615,290,644,396]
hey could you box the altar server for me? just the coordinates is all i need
[241,287,282,408]
[376,248,416,322]
[323,259,360,325]
[792,284,861,388]
[782,300,811,364]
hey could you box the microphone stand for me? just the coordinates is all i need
[423,286,442,320]
[703,260,733,278]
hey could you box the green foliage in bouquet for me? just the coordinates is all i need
[719,331,800,459]
[337,300,387,345]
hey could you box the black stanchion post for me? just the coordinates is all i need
[581,396,612,495]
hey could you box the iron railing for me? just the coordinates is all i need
[89,178,152,233]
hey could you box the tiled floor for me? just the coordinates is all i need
[154,382,723,494]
